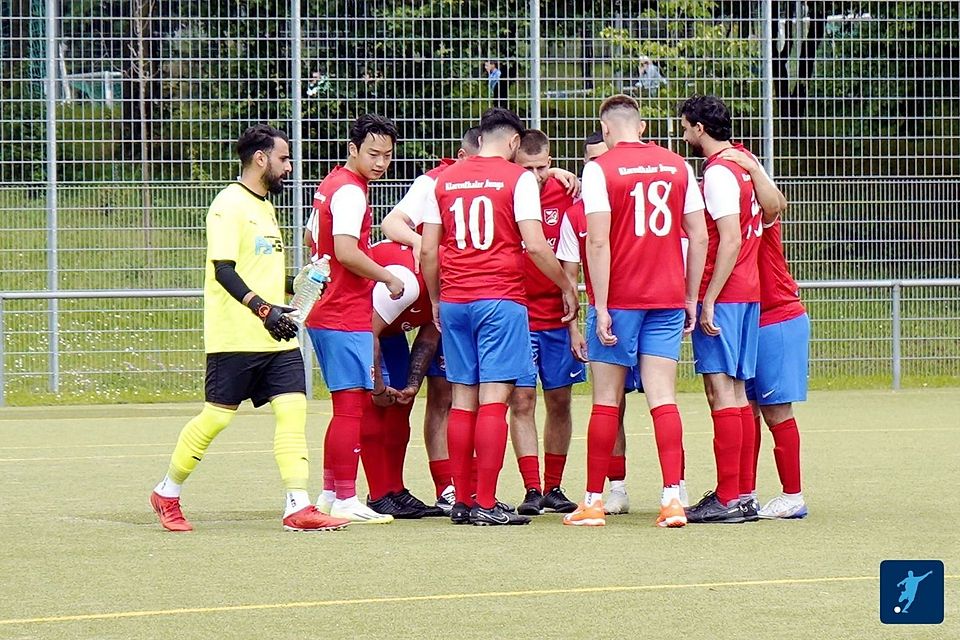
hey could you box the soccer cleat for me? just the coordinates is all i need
[562,501,606,527]
[540,487,577,513]
[656,498,687,528]
[517,488,544,515]
[366,494,423,519]
[679,481,689,508]
[758,494,808,520]
[450,501,472,525]
[392,488,446,517]
[150,492,193,532]
[470,504,531,526]
[330,497,394,524]
[684,491,746,524]
[604,484,630,515]
[436,485,456,514]
[740,496,761,522]
[282,506,350,532]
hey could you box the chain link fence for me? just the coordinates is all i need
[1,1,958,404]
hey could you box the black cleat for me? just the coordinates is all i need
[472,494,516,513]
[740,496,760,522]
[366,494,423,519]
[517,488,544,515]
[470,504,531,526]
[684,491,746,524]
[392,488,446,518]
[540,487,577,513]
[450,501,472,525]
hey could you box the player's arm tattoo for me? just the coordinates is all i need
[405,329,440,391]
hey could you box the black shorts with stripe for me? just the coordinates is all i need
[205,349,306,407]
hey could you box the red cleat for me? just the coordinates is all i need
[150,491,193,532]
[282,506,350,532]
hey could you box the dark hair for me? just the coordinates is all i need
[599,94,639,119]
[479,107,524,138]
[585,130,604,146]
[461,126,481,153]
[678,95,732,142]
[519,129,549,155]
[236,124,288,167]
[349,113,398,149]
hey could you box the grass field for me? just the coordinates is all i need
[0,390,958,639]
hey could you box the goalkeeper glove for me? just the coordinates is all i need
[247,295,298,341]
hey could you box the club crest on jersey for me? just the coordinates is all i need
[254,235,283,255]
[544,208,560,226]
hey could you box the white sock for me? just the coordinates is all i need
[284,490,311,517]
[584,491,603,507]
[321,490,336,505]
[610,480,627,493]
[784,491,804,503]
[154,476,181,498]
[679,479,687,493]
[739,492,758,502]
[661,485,680,506]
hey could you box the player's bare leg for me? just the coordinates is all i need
[425,376,454,511]
[509,386,543,514]
[541,387,577,512]
[756,401,806,519]
[639,355,687,528]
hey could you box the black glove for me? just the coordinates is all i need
[247,295,298,341]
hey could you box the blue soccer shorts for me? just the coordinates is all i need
[439,299,534,385]
[516,327,588,390]
[624,364,644,393]
[691,302,760,380]
[746,312,810,405]
[307,328,374,392]
[378,333,411,389]
[585,305,685,368]
[426,336,447,379]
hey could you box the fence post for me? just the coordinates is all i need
[529,0,541,128]
[761,0,775,175]
[0,297,5,407]
[891,282,902,390]
[45,0,60,394]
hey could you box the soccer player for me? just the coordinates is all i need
[716,147,808,519]
[563,95,708,528]
[509,128,583,516]
[304,114,405,525]
[421,107,579,526]
[679,94,764,524]
[149,125,349,533]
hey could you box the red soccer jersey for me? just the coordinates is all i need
[582,141,703,310]
[306,166,373,331]
[424,155,542,304]
[557,200,594,305]
[370,240,432,336]
[698,144,763,303]
[758,217,805,326]
[524,177,574,330]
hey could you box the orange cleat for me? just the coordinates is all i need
[282,506,350,532]
[656,498,687,528]
[562,500,606,527]
[150,492,193,532]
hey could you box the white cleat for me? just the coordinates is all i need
[758,494,808,520]
[604,482,630,515]
[330,497,394,524]
[435,485,456,515]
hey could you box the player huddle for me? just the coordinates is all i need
[150,92,809,533]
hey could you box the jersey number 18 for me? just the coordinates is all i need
[630,180,673,238]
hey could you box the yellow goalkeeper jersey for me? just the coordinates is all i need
[202,182,297,354]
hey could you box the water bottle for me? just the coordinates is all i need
[290,255,331,324]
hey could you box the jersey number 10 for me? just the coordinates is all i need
[630,180,673,238]
[450,196,494,250]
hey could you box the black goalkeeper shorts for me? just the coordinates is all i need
[204,349,306,407]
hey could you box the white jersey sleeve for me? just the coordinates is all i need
[581,161,610,215]
[372,264,421,325]
[555,213,581,263]
[702,164,741,220]
[330,184,368,237]
[513,171,542,222]
[422,181,442,225]
[683,163,706,214]
[391,174,437,227]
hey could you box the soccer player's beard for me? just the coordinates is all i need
[266,169,285,195]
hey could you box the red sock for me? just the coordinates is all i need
[429,458,453,497]
[447,408,477,505]
[383,402,413,494]
[328,390,366,500]
[711,407,743,505]
[738,405,757,496]
[651,404,683,487]
[543,453,567,492]
[770,418,802,494]
[470,456,478,502]
[587,404,620,494]
[475,403,509,509]
[752,413,762,488]
[680,448,685,481]
[607,455,626,482]
[517,455,542,492]
[323,427,335,491]
[359,399,390,501]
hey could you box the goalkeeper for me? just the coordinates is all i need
[149,124,349,533]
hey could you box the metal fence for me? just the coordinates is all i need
[1,1,959,404]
